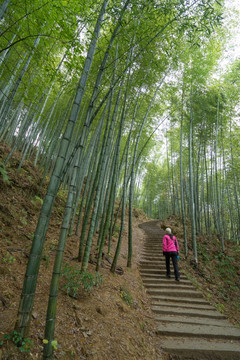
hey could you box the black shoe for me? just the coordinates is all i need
[175,278,180,281]
[166,275,171,278]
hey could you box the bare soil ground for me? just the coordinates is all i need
[0,143,164,360]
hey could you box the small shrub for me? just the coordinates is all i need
[120,287,134,307]
[20,216,27,225]
[31,195,43,207]
[0,161,10,184]
[197,244,211,264]
[61,263,102,298]
[58,189,68,200]
[206,293,211,301]
[215,253,236,277]
[2,254,16,264]
[0,331,33,354]
[41,254,50,268]
[233,299,240,312]
[215,303,225,313]
[134,211,139,218]
[19,209,28,225]
[49,238,58,251]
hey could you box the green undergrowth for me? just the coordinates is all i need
[0,331,33,354]
[61,262,103,298]
[0,160,10,185]
[189,238,240,324]
[119,286,134,307]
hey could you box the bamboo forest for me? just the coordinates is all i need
[0,0,240,359]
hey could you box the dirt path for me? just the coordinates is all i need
[139,221,240,360]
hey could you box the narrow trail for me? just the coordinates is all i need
[138,221,240,360]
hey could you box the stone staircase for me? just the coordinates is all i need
[139,221,240,360]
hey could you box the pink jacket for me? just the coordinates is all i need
[163,235,179,253]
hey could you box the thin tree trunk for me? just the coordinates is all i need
[230,120,240,243]
[81,90,119,272]
[180,91,188,256]
[110,84,130,273]
[128,83,161,267]
[43,150,80,359]
[215,98,224,252]
[0,0,10,20]
[189,89,197,263]
[0,35,41,129]
[15,0,109,337]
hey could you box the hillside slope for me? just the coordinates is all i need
[0,143,163,360]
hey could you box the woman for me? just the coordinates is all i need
[162,227,180,281]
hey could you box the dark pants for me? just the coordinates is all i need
[165,252,180,280]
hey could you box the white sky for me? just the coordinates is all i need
[219,0,240,69]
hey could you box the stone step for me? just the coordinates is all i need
[140,257,163,265]
[144,283,195,290]
[140,263,166,271]
[152,301,215,311]
[140,273,189,282]
[143,237,160,239]
[139,259,166,268]
[141,259,164,264]
[141,253,162,257]
[141,249,162,252]
[156,322,240,340]
[142,246,161,250]
[152,306,226,319]
[139,268,165,274]
[142,243,161,245]
[142,246,161,248]
[140,258,161,263]
[150,295,209,305]
[142,277,191,285]
[140,261,164,266]
[161,337,240,360]
[154,315,234,327]
[140,262,166,269]
[142,248,162,252]
[143,239,161,242]
[148,288,203,298]
[143,247,161,249]
[140,273,189,281]
[143,244,161,248]
[144,237,162,245]
[143,236,161,238]
[141,253,163,257]
[143,242,161,244]
[140,271,187,278]
[139,271,161,276]
[140,258,165,262]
